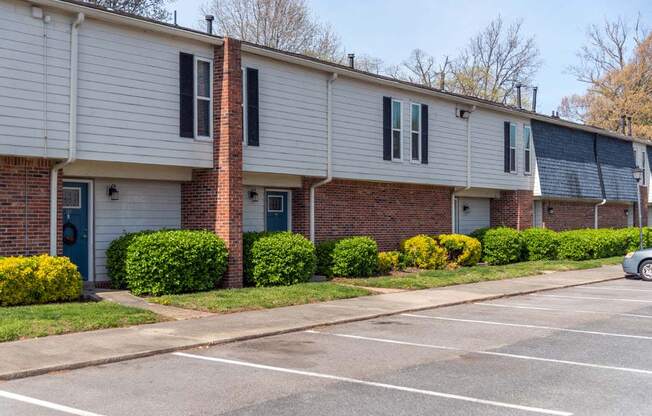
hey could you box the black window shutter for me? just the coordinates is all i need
[382,96,392,160]
[246,68,259,146]
[503,121,510,172]
[421,104,428,164]
[179,52,194,138]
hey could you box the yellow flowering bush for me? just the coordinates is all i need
[378,251,405,274]
[400,235,447,270]
[0,255,82,306]
[437,234,482,267]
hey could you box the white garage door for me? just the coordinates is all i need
[456,198,491,235]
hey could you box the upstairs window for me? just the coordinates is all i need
[392,100,402,160]
[195,58,212,138]
[524,125,532,174]
[411,103,421,162]
[509,123,517,173]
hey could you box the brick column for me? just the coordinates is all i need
[181,38,243,288]
[490,190,533,230]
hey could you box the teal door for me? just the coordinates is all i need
[62,182,89,280]
[266,191,288,232]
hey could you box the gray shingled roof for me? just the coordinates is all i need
[532,120,603,200]
[596,135,638,201]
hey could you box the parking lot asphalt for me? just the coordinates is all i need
[2,277,652,416]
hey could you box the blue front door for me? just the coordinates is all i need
[62,182,89,280]
[266,191,288,232]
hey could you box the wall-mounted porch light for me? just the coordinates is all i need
[108,184,119,200]
[248,189,259,202]
[624,208,630,215]
[462,204,470,213]
[547,206,554,215]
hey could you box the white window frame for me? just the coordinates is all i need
[194,56,213,140]
[267,194,284,213]
[642,151,647,186]
[410,103,421,163]
[391,99,403,161]
[509,122,517,173]
[524,125,532,175]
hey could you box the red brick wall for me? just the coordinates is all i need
[0,157,56,256]
[293,178,453,251]
[542,199,631,231]
[181,38,243,288]
[490,190,533,230]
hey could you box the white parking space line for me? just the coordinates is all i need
[173,352,573,416]
[0,390,105,416]
[475,302,652,319]
[305,330,652,375]
[578,286,652,293]
[532,294,652,303]
[402,314,652,340]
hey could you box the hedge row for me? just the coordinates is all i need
[471,226,652,265]
[0,255,82,306]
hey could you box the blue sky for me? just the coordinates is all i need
[168,0,652,115]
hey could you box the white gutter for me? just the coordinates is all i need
[29,0,223,46]
[50,12,84,256]
[594,199,606,229]
[310,73,338,242]
[451,106,476,233]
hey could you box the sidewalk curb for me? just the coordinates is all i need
[0,274,623,381]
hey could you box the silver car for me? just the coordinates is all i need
[623,249,652,281]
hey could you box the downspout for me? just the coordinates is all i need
[594,199,606,229]
[50,12,84,256]
[593,133,607,230]
[309,73,338,242]
[451,106,476,233]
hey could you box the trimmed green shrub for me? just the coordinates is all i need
[106,230,158,289]
[437,234,482,267]
[482,227,523,265]
[521,228,559,261]
[125,230,228,296]
[331,237,379,277]
[316,239,339,277]
[251,232,316,286]
[243,231,271,286]
[557,228,632,260]
[0,255,82,306]
[378,251,405,274]
[401,235,448,269]
[469,227,490,246]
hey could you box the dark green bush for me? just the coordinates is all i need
[331,237,379,277]
[106,230,157,289]
[469,227,490,246]
[125,230,228,296]
[243,231,271,286]
[251,232,316,286]
[521,228,559,261]
[482,227,523,265]
[316,239,339,277]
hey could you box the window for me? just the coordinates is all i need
[391,100,402,160]
[524,125,532,174]
[411,103,421,162]
[195,57,212,138]
[267,195,283,212]
[509,123,517,173]
[62,188,81,209]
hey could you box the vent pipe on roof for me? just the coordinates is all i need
[620,115,627,134]
[347,53,355,69]
[173,10,177,25]
[205,15,214,34]
[515,83,522,109]
[532,86,538,112]
[627,116,633,136]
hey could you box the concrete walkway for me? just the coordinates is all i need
[93,290,215,320]
[0,265,624,381]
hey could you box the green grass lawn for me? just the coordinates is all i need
[0,301,163,343]
[149,282,371,313]
[335,257,623,290]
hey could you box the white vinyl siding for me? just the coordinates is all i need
[241,53,533,190]
[243,187,265,232]
[410,103,421,162]
[456,198,491,235]
[0,0,214,167]
[94,179,181,282]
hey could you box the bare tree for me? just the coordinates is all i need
[202,0,342,61]
[82,0,172,20]
[448,16,541,104]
